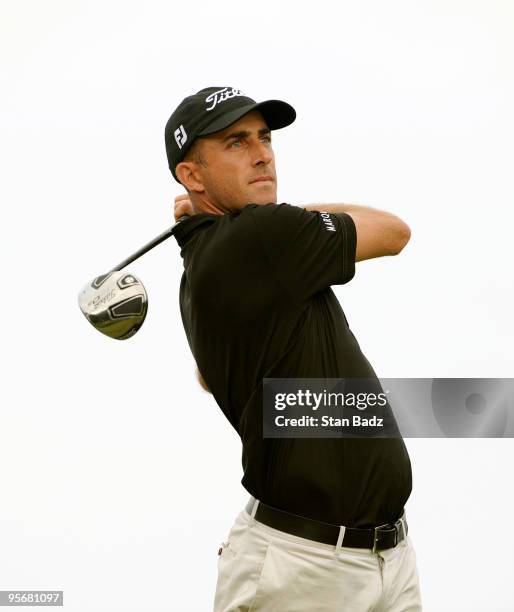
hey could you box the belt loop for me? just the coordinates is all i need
[249,498,260,525]
[335,525,346,554]
[399,517,406,540]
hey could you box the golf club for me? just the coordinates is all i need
[78,219,186,340]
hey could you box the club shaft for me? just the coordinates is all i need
[108,219,185,273]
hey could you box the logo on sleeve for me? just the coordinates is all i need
[174,124,187,149]
[320,212,336,232]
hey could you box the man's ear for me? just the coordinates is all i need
[176,161,205,193]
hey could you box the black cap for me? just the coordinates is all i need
[165,86,296,183]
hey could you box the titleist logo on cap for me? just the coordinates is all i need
[205,87,246,111]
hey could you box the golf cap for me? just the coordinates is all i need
[165,86,296,183]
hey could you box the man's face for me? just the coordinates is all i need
[192,111,277,210]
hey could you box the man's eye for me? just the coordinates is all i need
[230,139,243,147]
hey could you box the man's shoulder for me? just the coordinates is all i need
[210,203,295,235]
[175,203,304,254]
[240,202,308,226]
[241,202,296,215]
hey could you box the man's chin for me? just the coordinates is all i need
[247,190,278,206]
[248,180,277,201]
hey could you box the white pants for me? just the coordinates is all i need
[214,504,422,611]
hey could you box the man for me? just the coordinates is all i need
[165,86,422,611]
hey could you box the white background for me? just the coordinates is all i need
[1,0,513,610]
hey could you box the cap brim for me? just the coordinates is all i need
[198,100,296,137]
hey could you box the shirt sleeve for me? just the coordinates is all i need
[248,203,357,301]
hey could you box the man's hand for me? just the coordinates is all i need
[174,193,195,221]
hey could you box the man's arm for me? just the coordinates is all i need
[173,194,411,263]
[302,203,411,262]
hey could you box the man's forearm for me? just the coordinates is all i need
[301,202,410,231]
[302,203,390,216]
[300,203,411,261]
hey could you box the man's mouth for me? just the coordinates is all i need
[249,176,274,184]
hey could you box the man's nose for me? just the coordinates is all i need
[251,140,273,166]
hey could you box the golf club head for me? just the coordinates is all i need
[78,271,148,340]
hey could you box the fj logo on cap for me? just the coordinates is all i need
[205,87,245,111]
[174,124,187,149]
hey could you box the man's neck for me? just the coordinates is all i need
[192,196,227,216]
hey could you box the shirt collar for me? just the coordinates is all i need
[173,214,219,248]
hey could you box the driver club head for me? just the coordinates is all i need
[78,271,148,340]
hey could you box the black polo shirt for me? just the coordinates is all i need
[174,203,412,528]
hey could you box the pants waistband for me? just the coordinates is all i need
[244,497,407,552]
